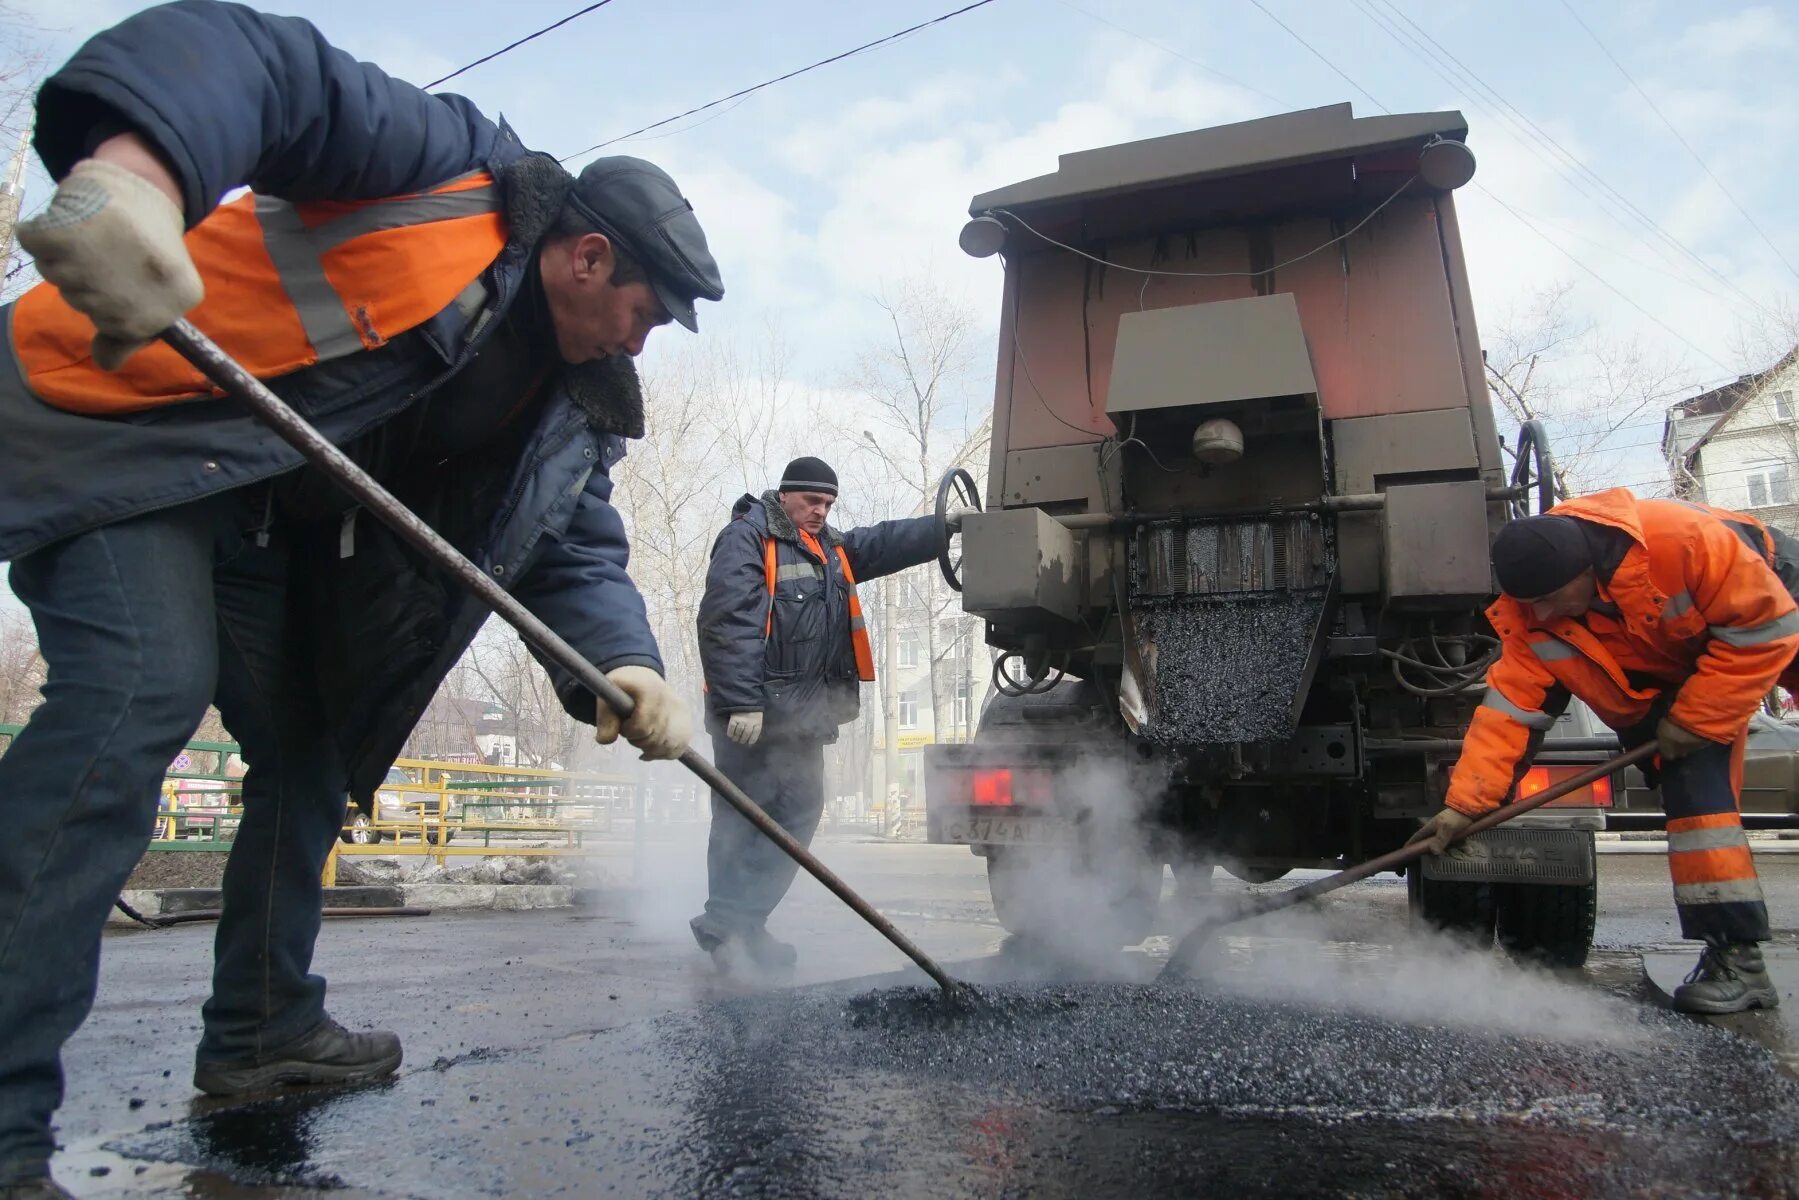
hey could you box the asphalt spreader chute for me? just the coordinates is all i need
[1158,741,1660,981]
[158,319,968,1004]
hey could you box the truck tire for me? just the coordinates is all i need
[1406,867,1495,946]
[987,849,1162,949]
[1494,880,1597,969]
[1223,864,1291,884]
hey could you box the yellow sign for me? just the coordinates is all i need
[873,732,937,751]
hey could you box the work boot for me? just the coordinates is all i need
[0,1178,74,1199]
[193,1015,403,1097]
[1672,940,1781,1015]
[740,927,798,970]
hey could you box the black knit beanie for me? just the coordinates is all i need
[1492,515,1592,599]
[779,457,838,497]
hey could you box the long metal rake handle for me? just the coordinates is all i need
[1160,740,1661,979]
[162,319,962,998]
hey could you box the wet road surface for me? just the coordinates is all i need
[51,837,1799,1197]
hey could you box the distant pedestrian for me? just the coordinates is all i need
[692,459,949,970]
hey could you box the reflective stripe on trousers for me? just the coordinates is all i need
[1661,739,1769,943]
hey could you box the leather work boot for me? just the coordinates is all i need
[1672,941,1781,1015]
[193,1016,403,1097]
[0,1177,75,1199]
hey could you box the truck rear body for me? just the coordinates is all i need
[928,104,1601,960]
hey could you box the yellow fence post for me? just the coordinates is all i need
[322,839,339,888]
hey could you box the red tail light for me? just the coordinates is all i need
[967,767,1052,807]
[971,769,1013,806]
[1518,765,1613,808]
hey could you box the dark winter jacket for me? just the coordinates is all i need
[0,1,664,803]
[698,491,940,743]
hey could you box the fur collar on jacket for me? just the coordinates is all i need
[731,490,845,549]
[498,153,645,440]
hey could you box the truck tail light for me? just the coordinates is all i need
[966,768,1053,807]
[971,769,1012,806]
[1518,765,1613,808]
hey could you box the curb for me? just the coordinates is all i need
[107,883,578,927]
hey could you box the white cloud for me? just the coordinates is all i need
[1678,5,1796,59]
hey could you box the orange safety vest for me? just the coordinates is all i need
[762,533,876,682]
[1448,488,1799,816]
[14,170,507,414]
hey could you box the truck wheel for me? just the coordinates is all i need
[1406,867,1495,946]
[987,850,1162,948]
[1223,864,1291,884]
[1494,881,1597,969]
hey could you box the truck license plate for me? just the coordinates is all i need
[942,815,1075,845]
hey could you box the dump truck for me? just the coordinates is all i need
[924,103,1605,966]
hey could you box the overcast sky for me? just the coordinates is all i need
[8,0,1797,495]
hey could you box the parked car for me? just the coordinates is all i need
[341,766,458,844]
[1543,700,1799,825]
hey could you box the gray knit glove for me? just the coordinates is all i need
[17,159,202,369]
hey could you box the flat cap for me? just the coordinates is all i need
[567,156,724,331]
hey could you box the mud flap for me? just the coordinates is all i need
[1420,828,1595,886]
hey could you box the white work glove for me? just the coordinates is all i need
[944,506,979,532]
[593,665,690,761]
[1406,807,1474,856]
[726,711,764,746]
[16,159,202,370]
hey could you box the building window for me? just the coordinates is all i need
[954,677,971,727]
[1747,465,1792,508]
[898,688,919,729]
[1775,390,1794,421]
[898,631,921,669]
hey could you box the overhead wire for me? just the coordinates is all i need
[1472,188,1733,374]
[992,175,1417,279]
[425,1,618,90]
[1556,0,1799,289]
[1354,0,1773,321]
[1244,0,1388,113]
[1242,0,1738,374]
[559,0,1002,161]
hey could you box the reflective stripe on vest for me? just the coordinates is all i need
[1480,687,1556,730]
[760,536,877,683]
[15,171,507,414]
[1526,636,1579,662]
[1710,610,1799,647]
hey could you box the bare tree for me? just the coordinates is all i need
[842,275,990,748]
[0,5,48,301]
[0,604,44,727]
[1485,282,1699,496]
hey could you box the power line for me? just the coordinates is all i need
[1244,0,1388,114]
[1476,187,1732,373]
[1373,0,1772,319]
[559,0,1002,162]
[1244,0,1737,373]
[425,2,618,91]
[993,175,1417,278]
[1557,0,1799,289]
[1353,0,1769,321]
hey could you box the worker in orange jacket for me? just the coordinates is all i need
[1412,488,1799,1013]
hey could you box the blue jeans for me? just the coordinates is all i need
[691,726,826,944]
[0,493,348,1182]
